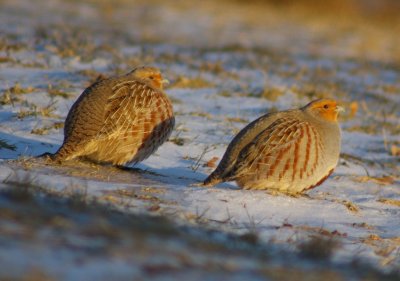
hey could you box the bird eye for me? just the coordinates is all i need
[323,104,329,109]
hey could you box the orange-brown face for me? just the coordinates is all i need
[133,67,168,90]
[305,99,342,122]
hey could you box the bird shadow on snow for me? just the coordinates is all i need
[0,131,57,160]
[0,131,164,186]
[0,130,239,190]
[1,152,204,189]
[133,163,239,190]
[5,157,171,187]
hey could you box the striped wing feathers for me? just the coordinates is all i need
[98,80,165,139]
[92,80,173,162]
[229,117,323,184]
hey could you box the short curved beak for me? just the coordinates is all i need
[336,106,345,113]
[161,79,170,86]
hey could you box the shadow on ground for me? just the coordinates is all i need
[0,183,398,281]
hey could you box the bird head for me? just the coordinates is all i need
[303,98,344,122]
[131,66,169,90]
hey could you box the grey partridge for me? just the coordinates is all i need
[203,99,342,194]
[52,66,174,166]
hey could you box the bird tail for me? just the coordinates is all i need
[36,150,68,161]
[40,144,75,163]
[203,172,223,187]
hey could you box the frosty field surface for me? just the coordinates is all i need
[0,0,399,280]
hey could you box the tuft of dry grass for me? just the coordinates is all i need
[0,90,14,105]
[377,198,400,207]
[4,83,36,95]
[250,87,286,101]
[346,122,400,136]
[31,122,64,135]
[0,139,16,151]
[169,136,186,146]
[341,200,360,213]
[297,235,339,260]
[225,117,249,123]
[360,234,400,266]
[16,102,60,120]
[188,111,213,119]
[0,56,14,63]
[16,108,36,119]
[189,145,215,172]
[218,90,233,97]
[352,222,375,230]
[198,61,225,74]
[31,127,50,135]
[47,86,72,99]
[290,84,333,100]
[354,176,395,186]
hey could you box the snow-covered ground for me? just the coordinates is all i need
[0,0,399,279]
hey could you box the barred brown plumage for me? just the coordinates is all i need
[51,66,174,166]
[203,99,342,194]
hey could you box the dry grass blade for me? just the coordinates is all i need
[354,176,395,185]
[5,83,36,95]
[341,200,359,213]
[0,139,16,151]
[377,198,400,207]
[329,198,359,213]
[190,146,214,172]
